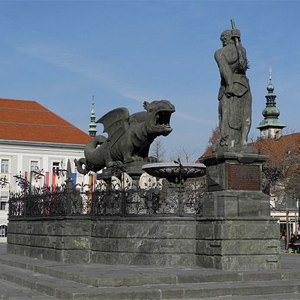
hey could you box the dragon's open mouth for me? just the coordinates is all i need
[155,110,173,128]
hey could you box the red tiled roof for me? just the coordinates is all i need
[252,133,300,161]
[200,147,213,158]
[0,98,91,145]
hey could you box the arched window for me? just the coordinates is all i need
[0,224,7,237]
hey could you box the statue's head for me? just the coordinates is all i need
[143,100,175,136]
[220,29,241,46]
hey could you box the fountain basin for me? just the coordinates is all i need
[142,162,206,183]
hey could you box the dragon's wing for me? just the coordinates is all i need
[97,107,130,147]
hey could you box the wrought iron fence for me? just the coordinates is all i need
[9,178,204,218]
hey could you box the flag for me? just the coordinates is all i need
[24,171,28,193]
[89,173,94,192]
[72,173,77,186]
[45,172,50,187]
[52,171,56,193]
[29,171,33,187]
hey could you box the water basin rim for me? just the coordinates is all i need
[142,162,206,169]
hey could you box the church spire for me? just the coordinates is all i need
[257,68,285,139]
[88,95,97,137]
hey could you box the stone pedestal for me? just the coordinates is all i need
[198,152,281,270]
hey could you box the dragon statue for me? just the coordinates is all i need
[75,100,175,174]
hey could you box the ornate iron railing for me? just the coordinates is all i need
[9,178,204,218]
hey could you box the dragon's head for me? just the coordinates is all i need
[143,100,175,136]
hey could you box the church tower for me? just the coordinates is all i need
[88,96,97,137]
[257,67,285,140]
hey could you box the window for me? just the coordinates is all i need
[30,160,39,171]
[1,159,9,173]
[52,162,60,168]
[0,192,9,210]
[0,225,7,237]
[1,191,9,199]
[0,201,6,210]
[52,161,60,174]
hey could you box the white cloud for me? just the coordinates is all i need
[175,111,215,126]
[17,43,211,125]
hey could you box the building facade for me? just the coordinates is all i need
[0,98,91,242]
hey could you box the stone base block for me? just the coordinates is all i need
[200,190,271,218]
[196,254,280,271]
[7,243,91,263]
[92,251,195,267]
[91,217,196,266]
[7,218,92,263]
[196,218,281,270]
[7,215,281,270]
[7,217,197,267]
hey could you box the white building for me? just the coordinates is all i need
[0,98,91,242]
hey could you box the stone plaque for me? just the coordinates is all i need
[227,164,260,191]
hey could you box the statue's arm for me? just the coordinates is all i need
[214,49,233,88]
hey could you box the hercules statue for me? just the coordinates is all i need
[214,20,252,151]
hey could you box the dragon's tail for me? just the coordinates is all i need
[84,135,107,161]
[74,136,107,175]
[74,158,88,175]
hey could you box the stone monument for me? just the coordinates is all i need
[75,99,175,182]
[198,20,280,270]
[214,19,255,153]
[7,22,280,271]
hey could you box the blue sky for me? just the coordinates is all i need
[0,1,299,161]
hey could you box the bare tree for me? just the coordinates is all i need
[176,147,197,163]
[150,139,166,162]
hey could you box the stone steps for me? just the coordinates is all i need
[1,248,300,299]
[0,254,179,287]
[169,295,300,300]
[1,250,300,287]
[1,262,300,300]
[0,279,56,300]
[1,261,300,300]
